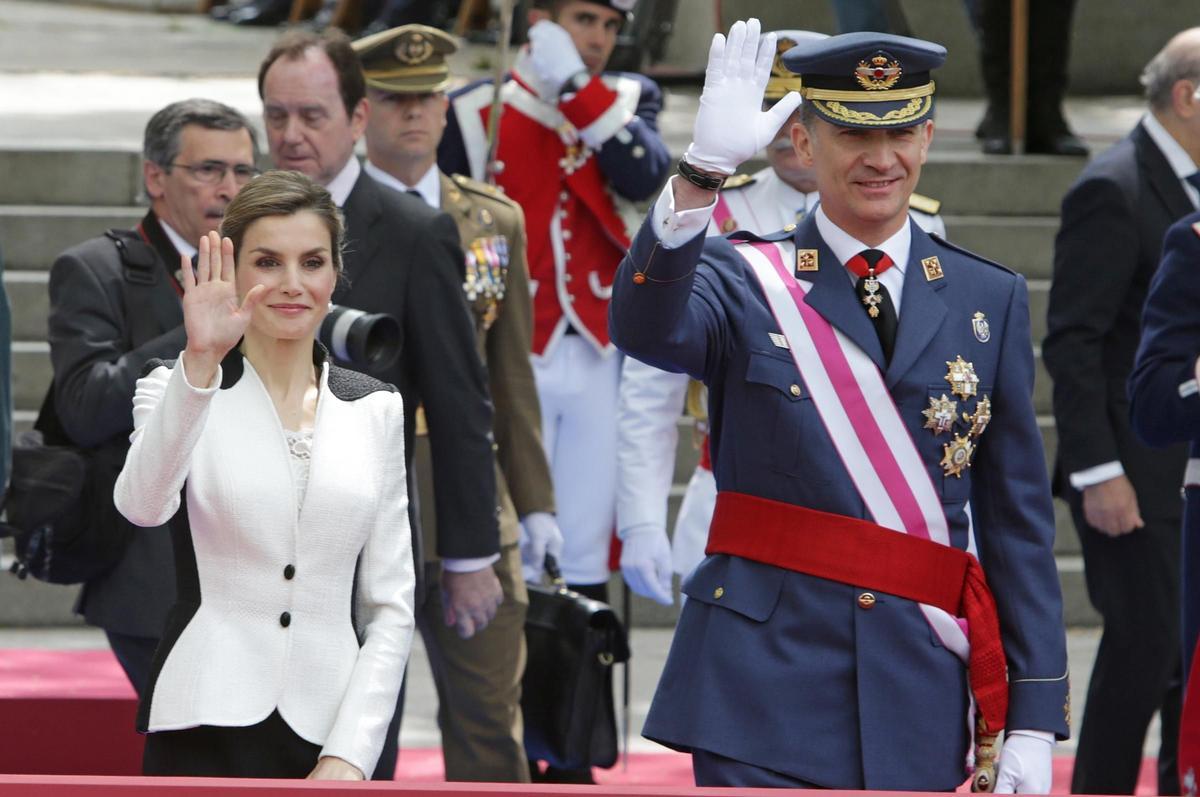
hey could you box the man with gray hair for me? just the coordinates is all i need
[1043,27,1200,796]
[47,98,258,694]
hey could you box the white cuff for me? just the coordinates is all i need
[442,554,501,573]
[1067,461,1125,491]
[651,176,717,250]
[178,351,223,392]
[1007,729,1055,745]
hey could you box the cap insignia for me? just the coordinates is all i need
[855,52,902,90]
[396,33,433,65]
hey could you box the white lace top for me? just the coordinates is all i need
[283,428,313,513]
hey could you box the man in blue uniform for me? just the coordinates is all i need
[1129,210,1200,790]
[609,22,1069,791]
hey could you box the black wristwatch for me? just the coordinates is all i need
[561,70,591,95]
[676,157,725,192]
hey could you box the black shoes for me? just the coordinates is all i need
[975,103,1089,157]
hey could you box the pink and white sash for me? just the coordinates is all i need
[735,240,973,661]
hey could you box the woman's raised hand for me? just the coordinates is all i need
[180,230,267,387]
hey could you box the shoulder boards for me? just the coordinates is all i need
[450,173,517,207]
[908,192,941,215]
[721,173,756,191]
[928,233,1014,274]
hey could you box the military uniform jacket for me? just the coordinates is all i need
[438,53,671,356]
[609,213,1069,790]
[414,172,556,554]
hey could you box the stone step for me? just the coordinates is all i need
[6,271,50,341]
[918,154,1084,217]
[944,216,1058,281]
[0,152,141,208]
[0,205,142,273]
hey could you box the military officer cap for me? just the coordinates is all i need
[353,24,458,94]
[764,30,828,103]
[781,31,946,129]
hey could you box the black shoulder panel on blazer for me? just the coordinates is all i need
[328,364,398,401]
[219,350,244,390]
[140,357,177,378]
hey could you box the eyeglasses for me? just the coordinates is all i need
[170,161,261,185]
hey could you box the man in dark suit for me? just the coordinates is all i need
[1042,27,1200,796]
[47,99,259,694]
[257,28,502,780]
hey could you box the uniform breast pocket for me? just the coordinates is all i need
[744,352,815,478]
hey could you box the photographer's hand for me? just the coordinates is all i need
[180,230,266,386]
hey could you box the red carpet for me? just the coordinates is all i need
[0,648,1166,793]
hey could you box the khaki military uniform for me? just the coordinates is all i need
[412,172,556,783]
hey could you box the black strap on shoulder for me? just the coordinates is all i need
[104,227,171,348]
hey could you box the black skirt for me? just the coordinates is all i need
[142,709,322,778]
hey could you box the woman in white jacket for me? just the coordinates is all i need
[114,171,414,780]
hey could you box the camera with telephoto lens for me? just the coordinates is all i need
[319,305,401,371]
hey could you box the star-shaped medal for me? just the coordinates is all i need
[922,394,957,435]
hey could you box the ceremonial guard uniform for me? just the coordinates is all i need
[610,27,1068,790]
[438,0,671,586]
[356,26,559,782]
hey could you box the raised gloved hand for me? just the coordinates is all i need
[993,730,1054,794]
[684,18,803,176]
[520,511,565,583]
[619,525,674,605]
[527,20,587,96]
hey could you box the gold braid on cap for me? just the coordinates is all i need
[800,81,935,103]
[809,95,932,126]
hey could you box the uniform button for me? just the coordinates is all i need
[567,295,576,303]
[632,145,646,159]
[563,273,572,283]
[559,191,569,202]
[789,384,801,397]
[280,611,292,627]
[562,229,573,241]
[713,586,725,599]
[564,252,572,261]
[283,564,295,580]
[857,592,876,609]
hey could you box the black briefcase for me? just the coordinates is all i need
[521,557,631,770]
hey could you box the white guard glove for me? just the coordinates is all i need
[519,511,565,582]
[527,20,587,96]
[619,526,674,605]
[684,18,803,176]
[993,730,1054,794]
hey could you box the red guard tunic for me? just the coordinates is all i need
[443,56,669,355]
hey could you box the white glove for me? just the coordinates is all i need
[993,730,1054,794]
[619,525,674,605]
[527,20,587,96]
[684,18,803,176]
[519,511,565,582]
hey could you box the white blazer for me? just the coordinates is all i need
[114,348,415,777]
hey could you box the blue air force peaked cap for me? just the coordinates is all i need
[781,31,946,129]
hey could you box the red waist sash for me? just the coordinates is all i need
[706,490,1009,734]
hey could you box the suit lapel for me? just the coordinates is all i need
[1135,122,1193,223]
[138,211,185,333]
[794,218,887,370]
[885,223,948,388]
[341,172,383,286]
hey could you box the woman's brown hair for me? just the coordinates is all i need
[220,169,345,273]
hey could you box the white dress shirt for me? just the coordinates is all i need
[325,156,362,207]
[364,160,441,209]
